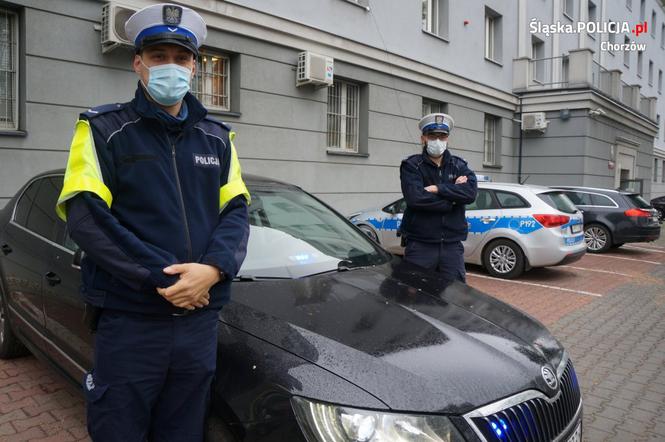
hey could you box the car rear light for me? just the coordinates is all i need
[624,208,651,217]
[533,214,570,228]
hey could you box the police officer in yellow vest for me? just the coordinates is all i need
[55,4,250,440]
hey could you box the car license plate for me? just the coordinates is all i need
[571,224,582,234]
[566,422,582,442]
[565,235,584,246]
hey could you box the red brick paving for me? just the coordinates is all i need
[0,242,663,440]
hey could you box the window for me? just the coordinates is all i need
[608,21,617,47]
[563,0,574,19]
[565,191,592,206]
[0,9,18,130]
[623,36,631,67]
[483,115,500,166]
[626,0,632,10]
[590,194,617,207]
[654,158,659,181]
[661,24,665,48]
[383,198,407,214]
[651,11,656,37]
[192,49,230,111]
[562,55,570,83]
[13,180,39,227]
[637,50,643,77]
[649,60,654,85]
[495,191,529,209]
[25,177,62,242]
[662,160,665,182]
[640,0,645,22]
[422,98,446,116]
[538,192,578,214]
[659,70,663,93]
[531,37,545,83]
[485,8,502,63]
[588,2,597,37]
[466,189,498,211]
[327,80,360,152]
[422,0,449,39]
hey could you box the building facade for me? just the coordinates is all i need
[0,0,663,214]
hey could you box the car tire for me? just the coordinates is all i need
[611,243,625,249]
[357,225,379,243]
[482,239,525,279]
[0,291,28,359]
[584,224,612,253]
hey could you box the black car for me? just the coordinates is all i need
[552,186,661,253]
[651,195,665,222]
[1,170,583,442]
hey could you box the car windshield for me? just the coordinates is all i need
[625,194,651,209]
[238,185,390,279]
[538,191,578,214]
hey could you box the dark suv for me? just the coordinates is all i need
[651,195,665,222]
[552,186,660,253]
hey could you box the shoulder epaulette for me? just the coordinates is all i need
[203,115,231,131]
[81,103,126,119]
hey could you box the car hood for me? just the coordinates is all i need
[221,257,565,414]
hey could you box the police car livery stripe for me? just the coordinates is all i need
[219,132,251,212]
[467,216,543,235]
[56,119,113,221]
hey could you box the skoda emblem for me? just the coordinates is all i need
[541,366,558,390]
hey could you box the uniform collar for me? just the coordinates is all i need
[132,82,207,130]
[421,148,451,167]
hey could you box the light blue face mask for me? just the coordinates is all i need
[140,59,193,106]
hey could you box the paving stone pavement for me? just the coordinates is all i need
[1,228,664,440]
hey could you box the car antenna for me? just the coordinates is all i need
[519,175,530,185]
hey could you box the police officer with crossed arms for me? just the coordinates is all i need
[399,113,478,282]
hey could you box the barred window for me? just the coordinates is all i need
[192,50,229,111]
[422,98,446,116]
[0,9,18,130]
[484,115,498,165]
[327,80,360,152]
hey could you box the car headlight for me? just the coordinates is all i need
[291,397,464,442]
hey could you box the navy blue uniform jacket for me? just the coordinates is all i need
[56,84,250,315]
[400,150,477,243]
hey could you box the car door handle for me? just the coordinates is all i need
[45,272,61,287]
[481,218,497,224]
[1,244,11,255]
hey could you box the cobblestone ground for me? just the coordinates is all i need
[0,228,664,441]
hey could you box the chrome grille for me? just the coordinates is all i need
[470,359,581,442]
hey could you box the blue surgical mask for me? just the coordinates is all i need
[426,139,447,157]
[140,59,192,106]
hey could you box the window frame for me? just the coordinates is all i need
[494,190,530,209]
[422,98,447,116]
[623,36,631,67]
[483,114,501,167]
[0,8,19,131]
[192,48,231,112]
[422,0,449,40]
[484,7,502,64]
[563,0,574,20]
[637,50,643,77]
[465,189,500,211]
[326,79,361,153]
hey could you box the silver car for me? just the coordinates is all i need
[349,183,587,278]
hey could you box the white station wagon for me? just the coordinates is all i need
[349,183,587,278]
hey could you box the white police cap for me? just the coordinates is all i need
[419,113,454,134]
[125,3,207,55]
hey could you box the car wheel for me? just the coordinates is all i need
[584,224,612,253]
[482,239,525,279]
[611,243,625,249]
[357,225,379,243]
[0,292,28,359]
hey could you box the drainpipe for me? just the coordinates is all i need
[518,97,524,184]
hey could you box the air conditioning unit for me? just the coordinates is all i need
[521,112,548,132]
[296,51,334,87]
[101,2,138,53]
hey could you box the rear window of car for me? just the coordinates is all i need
[495,191,529,209]
[625,194,651,209]
[538,192,578,214]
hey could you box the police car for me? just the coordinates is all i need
[349,183,587,278]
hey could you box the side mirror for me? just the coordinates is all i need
[72,248,85,270]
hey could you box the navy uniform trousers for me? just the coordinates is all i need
[404,240,466,283]
[84,308,219,442]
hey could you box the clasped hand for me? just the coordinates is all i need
[424,175,468,193]
[157,263,223,310]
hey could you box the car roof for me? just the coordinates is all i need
[478,182,552,193]
[41,169,295,188]
[551,185,637,195]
